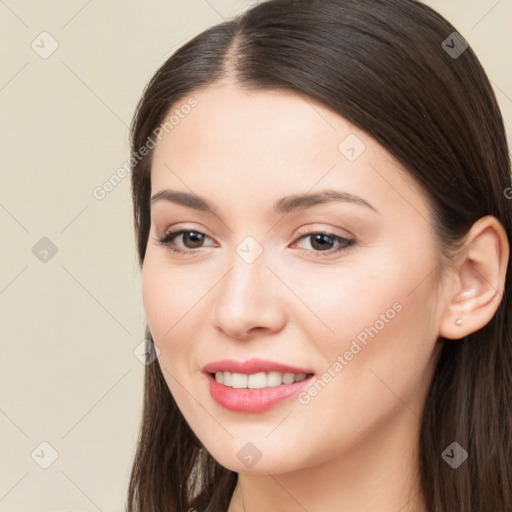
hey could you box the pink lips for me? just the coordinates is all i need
[203,358,313,375]
[203,358,315,413]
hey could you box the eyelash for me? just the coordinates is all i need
[155,228,355,259]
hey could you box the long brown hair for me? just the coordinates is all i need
[127,1,512,510]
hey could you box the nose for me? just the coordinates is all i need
[212,244,287,340]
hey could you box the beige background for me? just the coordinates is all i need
[0,1,510,511]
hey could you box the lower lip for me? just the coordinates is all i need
[206,373,314,413]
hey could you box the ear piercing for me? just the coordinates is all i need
[454,290,475,328]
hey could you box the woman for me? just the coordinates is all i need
[126,0,512,510]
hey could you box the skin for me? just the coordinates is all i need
[141,81,509,512]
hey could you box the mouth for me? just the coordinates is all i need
[209,370,313,388]
[202,359,316,413]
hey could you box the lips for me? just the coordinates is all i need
[202,358,314,375]
[202,358,316,413]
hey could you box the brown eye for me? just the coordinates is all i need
[309,233,336,251]
[156,229,214,254]
[293,230,355,258]
[179,231,206,249]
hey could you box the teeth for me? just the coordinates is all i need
[232,373,248,389]
[213,371,309,388]
[267,371,282,387]
[282,372,295,385]
[248,372,267,389]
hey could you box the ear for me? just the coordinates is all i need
[439,215,509,340]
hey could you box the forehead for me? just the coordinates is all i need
[150,83,431,222]
[153,84,344,162]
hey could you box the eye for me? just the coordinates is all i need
[155,227,355,258]
[155,229,215,255]
[291,229,355,258]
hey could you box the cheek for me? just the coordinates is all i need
[141,267,174,341]
[320,267,439,418]
[281,250,430,353]
[141,250,219,393]
[141,259,197,401]
[286,277,439,468]
[293,243,440,401]
[142,251,202,341]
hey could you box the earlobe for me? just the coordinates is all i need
[439,215,509,340]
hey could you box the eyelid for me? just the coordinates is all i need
[156,226,217,249]
[291,227,355,257]
[157,222,215,241]
[156,224,352,245]
[293,225,354,241]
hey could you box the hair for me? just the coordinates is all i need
[126,1,512,511]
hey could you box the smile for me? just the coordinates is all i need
[203,358,316,413]
[213,371,309,388]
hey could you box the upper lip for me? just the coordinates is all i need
[203,358,314,375]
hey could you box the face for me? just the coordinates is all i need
[142,82,447,474]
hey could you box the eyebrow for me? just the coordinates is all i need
[150,189,378,215]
